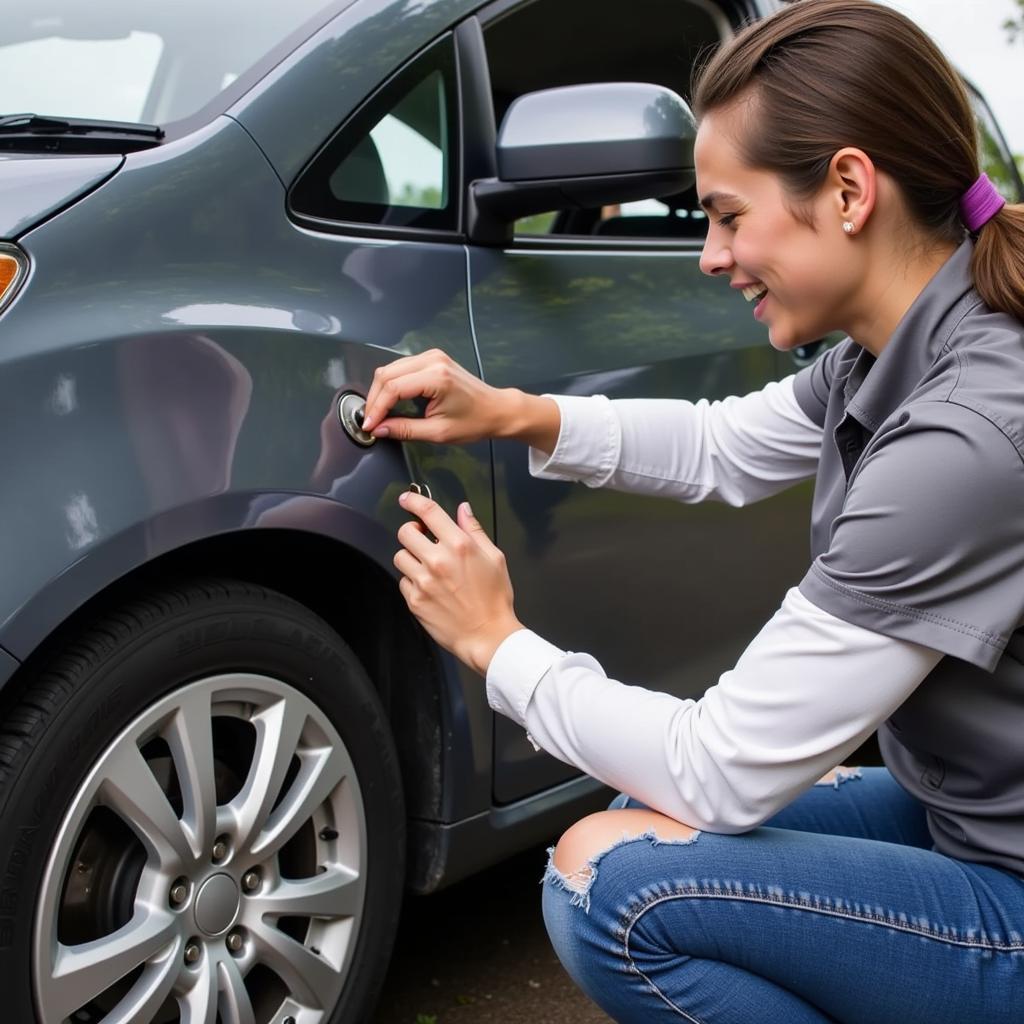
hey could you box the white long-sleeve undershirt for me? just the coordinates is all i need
[487,377,943,831]
[528,375,824,506]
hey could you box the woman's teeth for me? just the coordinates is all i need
[742,284,768,303]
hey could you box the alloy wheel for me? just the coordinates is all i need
[33,672,367,1024]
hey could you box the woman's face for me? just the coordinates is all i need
[695,105,861,351]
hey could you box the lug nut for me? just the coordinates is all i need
[211,837,229,862]
[169,879,188,906]
[184,941,201,965]
[226,929,245,954]
[242,870,261,893]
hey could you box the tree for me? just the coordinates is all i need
[1005,0,1024,42]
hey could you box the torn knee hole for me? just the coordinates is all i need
[814,765,863,788]
[558,865,594,893]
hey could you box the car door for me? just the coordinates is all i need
[464,0,814,802]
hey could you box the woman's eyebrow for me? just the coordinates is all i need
[699,191,741,212]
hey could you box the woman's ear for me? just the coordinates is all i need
[829,147,876,234]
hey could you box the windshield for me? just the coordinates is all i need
[0,1,341,128]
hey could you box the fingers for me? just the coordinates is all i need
[456,501,495,551]
[370,415,447,443]
[397,489,464,546]
[393,547,427,585]
[396,518,435,561]
[362,367,440,435]
[363,350,451,431]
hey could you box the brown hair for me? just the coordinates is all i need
[693,0,1024,323]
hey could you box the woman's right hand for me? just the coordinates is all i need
[361,348,562,452]
[361,349,509,445]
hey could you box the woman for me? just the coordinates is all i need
[361,1,1024,1019]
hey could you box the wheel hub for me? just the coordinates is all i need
[193,873,240,936]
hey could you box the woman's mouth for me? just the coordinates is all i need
[742,283,770,319]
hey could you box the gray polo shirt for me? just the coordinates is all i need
[792,239,1024,877]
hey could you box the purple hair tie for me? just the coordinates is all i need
[959,173,1006,232]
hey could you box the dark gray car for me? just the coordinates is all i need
[1,2,1021,1022]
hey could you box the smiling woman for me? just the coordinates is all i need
[366,1,1024,1022]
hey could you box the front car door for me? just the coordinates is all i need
[463,0,815,802]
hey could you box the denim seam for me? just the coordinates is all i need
[625,960,709,1024]
[622,888,1024,953]
[618,887,1024,1023]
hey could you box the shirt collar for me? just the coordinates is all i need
[843,239,981,431]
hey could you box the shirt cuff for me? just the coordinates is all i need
[485,628,566,724]
[527,394,621,486]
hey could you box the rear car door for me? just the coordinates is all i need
[464,0,814,802]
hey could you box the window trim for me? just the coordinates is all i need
[287,31,463,241]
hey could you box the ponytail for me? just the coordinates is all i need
[972,203,1024,323]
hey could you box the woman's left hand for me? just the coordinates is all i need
[394,490,524,676]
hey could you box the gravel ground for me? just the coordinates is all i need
[372,843,612,1024]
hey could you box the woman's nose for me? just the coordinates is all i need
[699,231,734,277]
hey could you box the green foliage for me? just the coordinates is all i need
[1005,0,1024,42]
[394,182,443,210]
[514,210,559,235]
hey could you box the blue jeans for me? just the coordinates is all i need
[541,768,1024,1023]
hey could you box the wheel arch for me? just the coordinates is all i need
[0,500,478,847]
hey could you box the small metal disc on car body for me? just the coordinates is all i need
[338,392,375,447]
[407,482,432,500]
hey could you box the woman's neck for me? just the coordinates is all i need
[845,240,959,358]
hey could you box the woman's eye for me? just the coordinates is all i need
[717,213,738,228]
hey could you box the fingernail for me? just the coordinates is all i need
[374,425,389,437]
[462,501,474,518]
[398,492,409,505]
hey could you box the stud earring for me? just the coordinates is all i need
[842,221,855,234]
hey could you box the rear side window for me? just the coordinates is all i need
[970,89,1023,202]
[291,34,458,231]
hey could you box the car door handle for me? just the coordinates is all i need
[790,339,826,367]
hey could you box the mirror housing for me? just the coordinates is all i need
[467,82,697,245]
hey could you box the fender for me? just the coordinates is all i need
[0,488,494,824]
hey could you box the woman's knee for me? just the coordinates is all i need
[552,808,699,884]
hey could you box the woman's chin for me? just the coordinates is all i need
[768,324,818,353]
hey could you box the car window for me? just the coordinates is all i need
[482,0,726,240]
[0,1,340,128]
[290,34,458,232]
[969,88,1023,202]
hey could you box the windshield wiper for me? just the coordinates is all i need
[0,114,164,152]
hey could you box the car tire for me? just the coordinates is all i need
[0,577,405,1024]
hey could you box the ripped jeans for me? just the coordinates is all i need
[541,767,1024,1023]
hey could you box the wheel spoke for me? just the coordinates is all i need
[217,956,257,1024]
[99,949,182,1024]
[230,698,307,851]
[165,687,218,860]
[249,746,347,859]
[99,740,193,868]
[42,909,178,1021]
[179,958,219,1024]
[249,919,343,1010]
[249,866,362,921]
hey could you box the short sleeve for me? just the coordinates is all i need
[798,401,1024,671]
[792,342,843,427]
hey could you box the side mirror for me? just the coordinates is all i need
[467,82,697,245]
